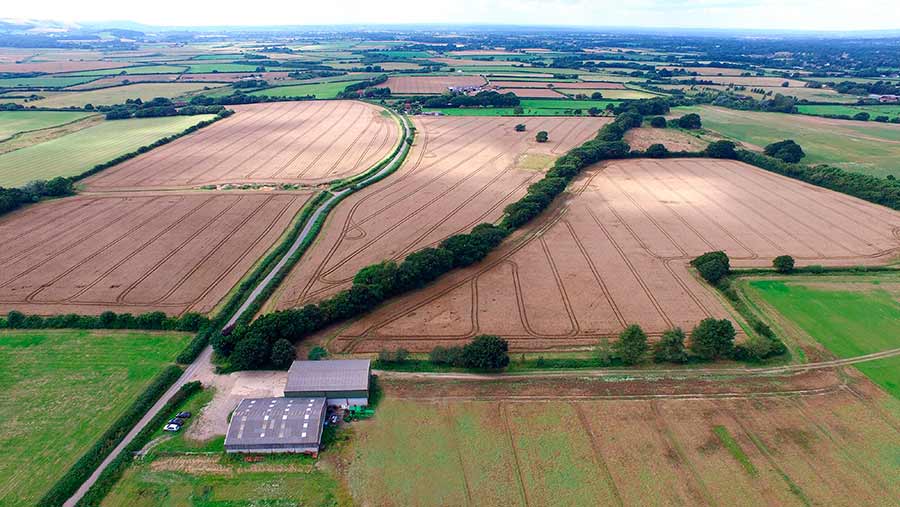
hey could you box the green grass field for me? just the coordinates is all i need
[0,329,190,506]
[425,98,618,116]
[62,65,189,76]
[797,104,900,120]
[0,110,94,141]
[250,80,362,99]
[675,105,900,177]
[557,88,658,100]
[102,467,347,507]
[0,114,214,187]
[186,63,268,73]
[0,75,100,88]
[744,276,900,398]
[25,82,216,109]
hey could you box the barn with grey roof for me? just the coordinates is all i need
[284,359,371,407]
[224,397,326,455]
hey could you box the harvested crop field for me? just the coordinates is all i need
[271,115,609,312]
[674,76,808,87]
[85,101,399,190]
[489,80,625,89]
[501,87,567,98]
[623,127,709,152]
[0,191,311,316]
[328,158,900,353]
[350,372,900,507]
[383,75,487,94]
[0,60,130,74]
[64,73,182,90]
[24,82,215,108]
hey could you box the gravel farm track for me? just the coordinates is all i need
[270,115,610,311]
[84,101,399,190]
[328,158,900,353]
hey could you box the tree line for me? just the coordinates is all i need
[104,96,225,120]
[1,309,208,332]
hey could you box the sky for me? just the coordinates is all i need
[7,0,900,32]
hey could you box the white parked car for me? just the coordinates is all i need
[164,423,181,432]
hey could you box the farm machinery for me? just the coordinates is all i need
[344,406,375,422]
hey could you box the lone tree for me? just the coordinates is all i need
[591,91,604,99]
[773,255,795,273]
[461,334,510,369]
[764,139,805,163]
[270,339,296,369]
[676,113,702,129]
[515,123,526,132]
[704,140,737,159]
[645,143,669,158]
[535,131,549,143]
[691,251,730,284]
[614,324,648,365]
[513,106,525,115]
[650,116,667,128]
[654,328,688,363]
[690,318,736,360]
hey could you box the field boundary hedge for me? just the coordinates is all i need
[331,111,408,191]
[73,381,202,507]
[37,365,185,507]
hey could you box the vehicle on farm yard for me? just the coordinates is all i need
[168,418,185,426]
[176,411,191,419]
[163,423,181,432]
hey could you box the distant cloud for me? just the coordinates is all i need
[6,0,900,31]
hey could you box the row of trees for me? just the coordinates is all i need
[216,102,662,370]
[337,74,390,98]
[0,176,73,216]
[421,90,520,109]
[612,319,737,365]
[2,310,208,332]
[376,335,512,370]
[105,97,224,120]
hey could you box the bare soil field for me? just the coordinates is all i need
[501,87,568,98]
[271,115,609,313]
[84,101,399,190]
[383,75,487,94]
[350,369,900,506]
[624,127,709,152]
[65,74,182,90]
[0,191,311,316]
[489,80,626,90]
[328,158,900,353]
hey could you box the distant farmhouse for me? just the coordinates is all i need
[224,359,371,455]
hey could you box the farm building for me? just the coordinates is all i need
[224,397,326,455]
[285,359,371,407]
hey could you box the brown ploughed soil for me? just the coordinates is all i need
[383,75,488,94]
[624,127,709,152]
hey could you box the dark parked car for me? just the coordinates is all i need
[177,411,192,419]
[168,418,185,426]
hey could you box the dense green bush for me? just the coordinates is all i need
[773,255,795,273]
[689,318,736,360]
[1,310,208,332]
[650,116,667,128]
[613,324,648,365]
[675,113,702,129]
[645,143,669,158]
[704,140,737,159]
[691,251,730,284]
[654,328,688,363]
[38,366,184,507]
[764,139,805,163]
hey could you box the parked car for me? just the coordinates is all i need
[164,423,181,432]
[177,411,191,419]
[168,418,184,426]
[330,414,340,425]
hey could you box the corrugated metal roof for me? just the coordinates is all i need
[285,360,371,393]
[224,397,325,448]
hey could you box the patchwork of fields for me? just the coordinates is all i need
[270,115,609,312]
[328,157,900,353]
[85,101,399,190]
[0,329,191,507]
[20,82,215,108]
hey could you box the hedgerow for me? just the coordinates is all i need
[1,310,208,332]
